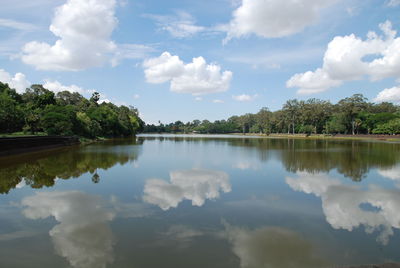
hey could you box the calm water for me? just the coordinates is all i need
[1,134,400,268]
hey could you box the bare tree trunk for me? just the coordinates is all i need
[292,121,295,134]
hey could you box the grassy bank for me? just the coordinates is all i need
[230,133,400,142]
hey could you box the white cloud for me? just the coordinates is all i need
[286,68,343,94]
[223,222,327,268]
[286,172,400,245]
[133,94,140,99]
[144,11,206,38]
[98,98,111,104]
[22,191,115,268]
[15,179,26,189]
[144,52,184,84]
[0,18,37,31]
[387,0,400,6]
[232,94,258,102]
[225,0,337,42]
[213,99,224,103]
[195,97,202,101]
[143,169,231,210]
[0,69,31,93]
[374,86,400,103]
[377,165,400,180]
[143,52,232,95]
[287,21,400,94]
[286,172,341,197]
[21,0,118,71]
[43,80,92,95]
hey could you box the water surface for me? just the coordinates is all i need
[1,135,400,267]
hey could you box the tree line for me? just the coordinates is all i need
[0,82,144,137]
[144,94,400,135]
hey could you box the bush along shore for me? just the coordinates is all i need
[144,94,400,136]
[0,82,144,139]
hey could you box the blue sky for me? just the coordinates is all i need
[0,0,400,124]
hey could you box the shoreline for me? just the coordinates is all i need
[140,132,400,142]
[0,136,80,158]
[0,135,140,158]
[233,133,400,142]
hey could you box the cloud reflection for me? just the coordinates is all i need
[223,221,326,268]
[377,165,400,181]
[143,169,231,210]
[286,172,400,245]
[22,191,115,268]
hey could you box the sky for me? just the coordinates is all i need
[0,0,400,124]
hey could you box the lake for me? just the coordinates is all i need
[1,134,400,268]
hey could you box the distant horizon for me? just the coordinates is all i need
[1,0,400,124]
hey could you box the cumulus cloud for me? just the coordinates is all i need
[143,52,232,95]
[43,80,93,95]
[374,86,400,103]
[232,94,258,102]
[286,172,400,245]
[143,169,231,210]
[225,0,337,42]
[213,99,224,103]
[0,69,31,93]
[21,0,118,71]
[377,165,400,181]
[286,68,342,94]
[144,11,206,38]
[223,221,327,268]
[22,191,115,268]
[287,21,400,94]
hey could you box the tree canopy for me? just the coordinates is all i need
[0,82,143,137]
[144,94,400,135]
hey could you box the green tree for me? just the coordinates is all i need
[41,105,77,135]
[283,99,301,134]
[337,94,368,135]
[0,91,24,133]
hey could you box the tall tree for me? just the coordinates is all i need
[338,94,368,135]
[283,99,301,134]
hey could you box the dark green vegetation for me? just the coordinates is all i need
[145,94,400,135]
[0,82,144,138]
[0,138,141,194]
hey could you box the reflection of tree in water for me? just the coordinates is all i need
[140,136,400,181]
[228,138,400,181]
[0,138,142,194]
[91,171,100,184]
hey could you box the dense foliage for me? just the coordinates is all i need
[144,94,400,135]
[0,82,144,137]
[0,139,141,194]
